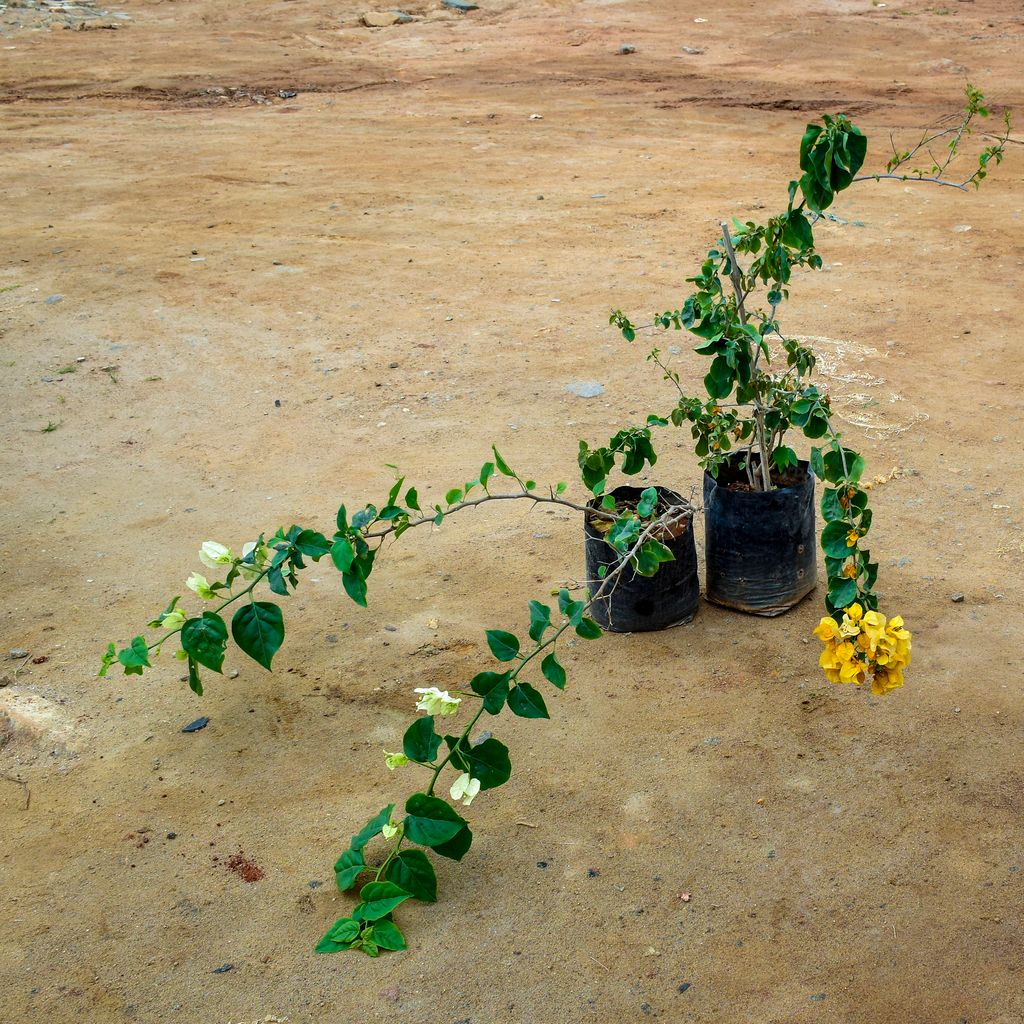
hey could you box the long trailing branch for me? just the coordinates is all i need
[365,485,616,540]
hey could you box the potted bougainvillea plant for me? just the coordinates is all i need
[609,84,1009,694]
[100,87,1009,955]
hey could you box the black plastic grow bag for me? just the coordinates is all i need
[702,458,816,616]
[584,485,699,633]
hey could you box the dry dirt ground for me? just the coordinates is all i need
[2,0,1023,1021]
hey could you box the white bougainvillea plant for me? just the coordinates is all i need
[101,436,679,955]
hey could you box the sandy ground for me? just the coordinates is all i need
[2,0,1023,1021]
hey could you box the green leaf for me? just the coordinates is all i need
[821,487,845,522]
[117,635,151,676]
[98,641,118,678]
[404,486,421,512]
[187,656,203,696]
[508,682,549,720]
[810,446,825,479]
[267,564,289,596]
[827,576,858,609]
[369,920,406,951]
[295,529,332,560]
[557,589,586,626]
[773,445,797,472]
[330,537,355,573]
[492,446,516,477]
[351,805,395,850]
[703,355,733,400]
[334,848,366,891]
[636,486,658,518]
[469,670,510,714]
[351,506,377,531]
[181,612,228,674]
[432,824,473,862]
[575,617,603,640]
[386,475,405,507]
[385,849,437,903]
[635,539,675,577]
[342,571,368,607]
[486,629,520,662]
[403,716,442,763]
[446,735,511,791]
[315,916,360,953]
[528,600,551,642]
[821,521,853,558]
[445,487,463,506]
[352,881,412,922]
[404,793,467,848]
[541,652,566,689]
[231,602,284,670]
[336,504,349,533]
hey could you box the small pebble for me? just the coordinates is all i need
[9,649,29,659]
[617,44,636,54]
[212,964,234,974]
[274,399,281,408]
[182,716,210,733]
[951,592,965,603]
[43,294,63,305]
[167,832,177,840]
[537,861,548,869]
[678,983,692,994]
[810,994,827,1002]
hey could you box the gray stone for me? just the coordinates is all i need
[565,381,605,398]
[951,592,965,603]
[8,649,29,659]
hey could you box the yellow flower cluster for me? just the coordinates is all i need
[813,603,911,696]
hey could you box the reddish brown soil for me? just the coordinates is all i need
[2,2,1023,1023]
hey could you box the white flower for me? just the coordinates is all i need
[160,609,187,631]
[199,541,234,569]
[381,820,401,840]
[450,772,480,807]
[239,541,270,581]
[383,750,409,770]
[186,572,216,600]
[414,686,461,716]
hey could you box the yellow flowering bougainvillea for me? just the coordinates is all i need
[814,603,912,697]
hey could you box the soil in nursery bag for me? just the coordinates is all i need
[585,485,700,632]
[703,458,816,616]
